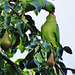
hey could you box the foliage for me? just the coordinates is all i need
[0,0,75,75]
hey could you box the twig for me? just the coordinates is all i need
[36,36,53,51]
[9,6,19,16]
[35,45,44,59]
[36,36,52,46]
[55,63,75,75]
[55,63,65,75]
[61,67,75,72]
[0,52,22,75]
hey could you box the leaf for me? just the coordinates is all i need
[14,1,21,12]
[72,70,75,74]
[5,1,9,13]
[7,52,14,58]
[28,37,40,49]
[57,47,63,59]
[26,59,37,69]
[58,61,67,75]
[29,0,42,12]
[18,38,25,53]
[42,41,51,52]
[34,58,41,72]
[0,57,5,68]
[35,52,44,63]
[33,9,38,16]
[38,0,46,8]
[56,44,63,59]
[21,35,29,46]
[10,33,16,46]
[21,2,26,8]
[12,33,20,49]
[0,16,4,30]
[4,14,11,29]
[19,49,35,70]
[15,58,24,64]
[25,15,40,34]
[19,0,26,3]
[63,46,72,54]
[21,15,28,24]
[18,21,25,37]
[7,26,20,49]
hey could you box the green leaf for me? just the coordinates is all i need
[10,33,16,46]
[25,15,40,34]
[21,2,26,8]
[72,70,75,74]
[57,47,63,59]
[7,52,14,57]
[33,9,38,16]
[63,46,72,54]
[5,1,9,13]
[0,16,4,24]
[34,58,41,72]
[28,37,40,49]
[14,2,21,12]
[4,14,11,29]
[42,41,51,52]
[29,0,42,12]
[21,35,29,46]
[15,58,24,64]
[38,0,46,8]
[35,52,44,63]
[7,26,20,49]
[18,22,25,37]
[58,61,67,75]
[0,57,5,68]
[19,49,35,69]
[18,38,25,53]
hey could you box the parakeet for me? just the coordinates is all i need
[41,10,60,49]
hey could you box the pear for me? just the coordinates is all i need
[48,53,55,66]
[1,31,11,51]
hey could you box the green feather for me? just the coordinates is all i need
[41,14,59,48]
[45,1,55,13]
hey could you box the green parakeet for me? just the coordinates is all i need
[41,13,60,49]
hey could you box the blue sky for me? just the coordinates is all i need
[11,0,75,75]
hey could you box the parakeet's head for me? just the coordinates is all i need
[45,1,55,15]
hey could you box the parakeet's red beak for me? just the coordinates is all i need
[51,10,55,15]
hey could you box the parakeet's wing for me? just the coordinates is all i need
[54,24,60,43]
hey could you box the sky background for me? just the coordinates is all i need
[11,0,75,75]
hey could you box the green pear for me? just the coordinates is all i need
[1,31,11,51]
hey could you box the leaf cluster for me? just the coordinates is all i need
[0,0,74,75]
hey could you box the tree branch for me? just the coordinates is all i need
[55,63,65,75]
[55,63,75,75]
[9,6,19,16]
[61,67,75,72]
[36,36,52,46]
[0,52,22,75]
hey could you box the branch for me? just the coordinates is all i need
[9,6,19,16]
[36,36,53,51]
[61,67,75,72]
[55,63,65,75]
[55,63,75,75]
[36,36,52,46]
[0,52,22,75]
